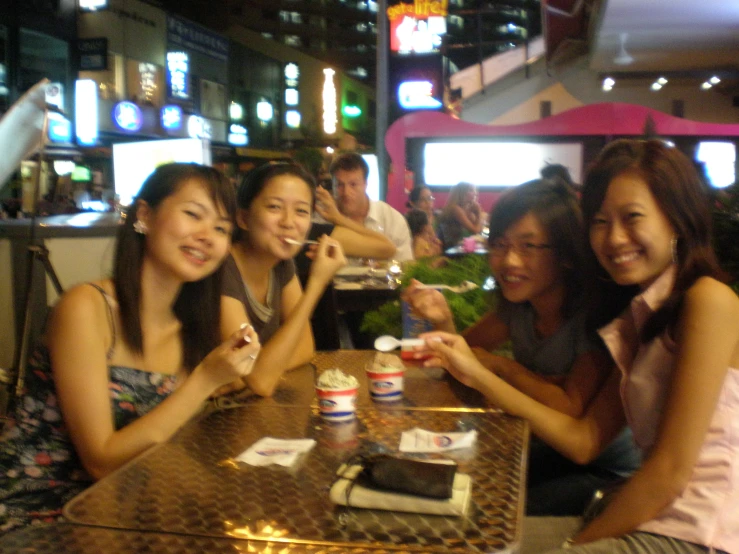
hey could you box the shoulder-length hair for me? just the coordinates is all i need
[114,163,237,371]
[581,139,727,340]
[488,177,587,319]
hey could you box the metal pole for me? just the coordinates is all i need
[375,0,389,199]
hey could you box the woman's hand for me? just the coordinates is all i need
[314,187,342,223]
[401,279,454,327]
[307,235,347,287]
[420,331,490,390]
[196,324,261,393]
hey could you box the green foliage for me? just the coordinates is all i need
[359,255,495,337]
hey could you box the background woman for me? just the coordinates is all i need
[407,185,437,228]
[404,177,640,516]
[405,208,442,259]
[221,162,346,397]
[0,163,259,533]
[437,181,484,249]
[425,140,739,553]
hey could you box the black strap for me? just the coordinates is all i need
[86,283,116,360]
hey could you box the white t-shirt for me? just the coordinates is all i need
[365,200,414,261]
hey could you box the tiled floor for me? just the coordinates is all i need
[521,516,582,553]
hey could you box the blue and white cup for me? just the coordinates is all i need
[315,385,358,421]
[365,365,405,402]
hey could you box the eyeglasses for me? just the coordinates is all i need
[489,239,552,258]
[420,196,435,203]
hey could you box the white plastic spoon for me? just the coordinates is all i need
[416,280,479,293]
[284,238,319,246]
[374,335,425,352]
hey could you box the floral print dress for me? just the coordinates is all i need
[0,345,177,534]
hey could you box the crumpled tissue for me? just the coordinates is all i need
[399,427,477,453]
[235,437,316,467]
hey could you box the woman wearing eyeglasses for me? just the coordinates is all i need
[407,185,437,227]
[403,178,640,517]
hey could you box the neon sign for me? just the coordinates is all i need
[187,115,212,139]
[48,113,72,143]
[161,105,183,130]
[257,100,273,122]
[167,52,189,99]
[75,79,98,146]
[113,101,143,132]
[228,124,248,146]
[398,80,442,110]
[286,110,301,129]
[322,68,337,135]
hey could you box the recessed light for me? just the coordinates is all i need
[650,83,662,91]
[710,76,721,85]
[701,82,712,90]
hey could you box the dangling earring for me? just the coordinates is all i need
[671,236,678,264]
[133,220,148,235]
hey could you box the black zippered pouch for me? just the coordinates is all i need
[357,455,457,499]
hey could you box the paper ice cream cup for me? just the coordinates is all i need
[315,385,358,421]
[365,365,405,402]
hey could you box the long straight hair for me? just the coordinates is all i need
[581,139,727,340]
[114,163,237,370]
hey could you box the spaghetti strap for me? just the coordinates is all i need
[86,283,116,360]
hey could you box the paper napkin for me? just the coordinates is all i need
[399,427,477,453]
[235,437,316,467]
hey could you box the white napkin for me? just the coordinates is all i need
[399,427,477,453]
[235,437,316,467]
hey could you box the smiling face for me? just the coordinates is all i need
[333,167,369,220]
[489,212,564,308]
[237,173,313,260]
[589,171,676,290]
[139,178,233,284]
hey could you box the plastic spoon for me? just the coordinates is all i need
[374,335,425,352]
[416,280,479,293]
[284,238,319,246]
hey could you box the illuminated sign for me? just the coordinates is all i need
[388,0,447,54]
[228,124,248,146]
[48,113,72,143]
[285,88,299,106]
[257,100,273,122]
[229,102,244,121]
[167,52,189,99]
[342,105,362,118]
[187,115,212,139]
[79,0,107,11]
[285,63,299,87]
[322,68,337,135]
[398,80,442,110]
[113,101,143,132]
[286,110,301,129]
[75,79,98,146]
[161,105,183,130]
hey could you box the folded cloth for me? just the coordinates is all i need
[329,463,472,516]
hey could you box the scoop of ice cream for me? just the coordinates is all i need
[316,368,359,389]
[370,352,405,373]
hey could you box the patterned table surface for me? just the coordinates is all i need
[60,404,528,553]
[213,350,489,410]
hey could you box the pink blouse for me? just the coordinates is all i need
[598,267,739,553]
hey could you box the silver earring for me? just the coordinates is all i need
[671,236,678,264]
[133,220,147,235]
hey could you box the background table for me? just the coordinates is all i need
[63,404,528,553]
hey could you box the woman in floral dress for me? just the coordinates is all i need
[0,163,260,533]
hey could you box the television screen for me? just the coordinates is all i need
[113,138,212,206]
[422,141,583,188]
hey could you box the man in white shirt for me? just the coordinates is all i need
[329,152,414,261]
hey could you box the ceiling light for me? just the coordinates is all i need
[657,77,667,85]
[701,82,712,90]
[613,33,634,66]
[602,77,615,91]
[710,76,721,85]
[650,82,662,91]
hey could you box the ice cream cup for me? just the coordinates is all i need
[365,364,405,402]
[315,385,358,421]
